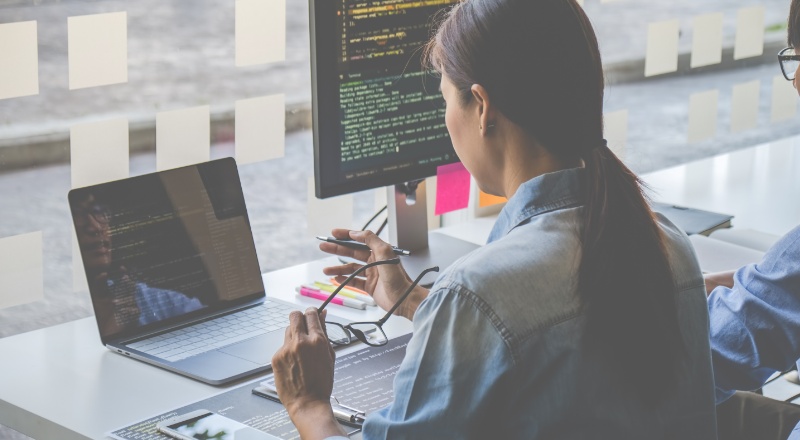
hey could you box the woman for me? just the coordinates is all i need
[271,0,717,438]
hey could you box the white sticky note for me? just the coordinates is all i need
[68,12,127,90]
[70,118,129,188]
[691,13,723,68]
[236,0,286,66]
[0,232,43,310]
[307,177,354,236]
[687,90,719,143]
[734,6,765,60]
[604,109,628,160]
[772,75,798,122]
[730,80,760,133]
[0,21,39,100]
[645,20,679,77]
[425,176,440,231]
[156,106,210,171]
[235,94,285,164]
[73,231,88,292]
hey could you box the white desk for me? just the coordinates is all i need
[641,136,800,237]
[0,257,413,440]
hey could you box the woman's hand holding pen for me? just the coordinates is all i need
[320,229,429,321]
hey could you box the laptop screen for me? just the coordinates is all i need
[69,158,265,343]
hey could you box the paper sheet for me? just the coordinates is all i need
[425,176,440,230]
[771,75,798,122]
[435,162,470,215]
[691,13,723,68]
[730,80,760,133]
[0,232,43,310]
[0,21,39,100]
[236,0,286,66]
[687,90,719,143]
[156,106,211,171]
[68,12,127,90]
[604,109,628,160]
[734,6,765,60]
[235,94,285,164]
[644,20,679,77]
[306,177,354,236]
[70,118,130,189]
[374,186,388,212]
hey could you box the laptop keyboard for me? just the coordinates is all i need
[126,300,298,363]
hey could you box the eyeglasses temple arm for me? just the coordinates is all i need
[378,266,439,325]
[317,257,401,312]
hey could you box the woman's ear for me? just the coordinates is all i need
[471,84,495,134]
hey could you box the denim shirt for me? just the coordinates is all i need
[708,225,800,439]
[356,168,718,439]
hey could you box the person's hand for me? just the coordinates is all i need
[271,308,346,439]
[320,229,428,320]
[703,270,736,296]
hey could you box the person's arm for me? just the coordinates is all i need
[362,285,515,439]
[709,226,800,402]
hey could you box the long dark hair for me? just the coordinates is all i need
[790,0,800,46]
[425,0,683,404]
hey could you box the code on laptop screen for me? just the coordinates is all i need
[69,159,264,342]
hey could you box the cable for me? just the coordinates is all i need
[361,205,387,231]
[375,218,389,237]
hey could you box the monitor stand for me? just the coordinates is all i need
[386,180,480,287]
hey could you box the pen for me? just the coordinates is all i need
[311,282,376,306]
[295,286,366,310]
[316,236,411,256]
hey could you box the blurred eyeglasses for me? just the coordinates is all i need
[779,47,799,81]
[73,204,111,226]
[318,258,439,347]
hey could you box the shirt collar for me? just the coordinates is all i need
[487,167,586,243]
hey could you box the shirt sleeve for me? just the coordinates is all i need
[361,284,515,440]
[709,226,800,403]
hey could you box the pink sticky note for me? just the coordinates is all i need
[435,162,471,215]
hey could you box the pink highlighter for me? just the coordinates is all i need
[295,286,366,310]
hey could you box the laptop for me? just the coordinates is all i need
[69,158,350,385]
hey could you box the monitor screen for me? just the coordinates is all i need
[69,158,265,343]
[311,0,461,198]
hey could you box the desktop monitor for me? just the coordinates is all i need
[309,0,478,282]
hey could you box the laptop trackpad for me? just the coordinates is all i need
[219,333,284,365]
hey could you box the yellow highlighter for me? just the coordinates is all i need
[312,281,376,306]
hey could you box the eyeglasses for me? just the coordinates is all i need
[318,258,439,347]
[779,47,800,81]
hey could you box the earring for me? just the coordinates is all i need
[479,124,483,130]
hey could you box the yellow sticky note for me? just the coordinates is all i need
[0,232,43,310]
[734,6,765,60]
[604,109,628,160]
[156,106,211,171]
[479,191,506,208]
[0,21,39,100]
[70,118,130,188]
[645,20,679,77]
[307,177,354,236]
[687,90,719,143]
[236,0,286,66]
[68,12,128,90]
[236,94,285,164]
[730,80,760,133]
[691,13,723,68]
[771,75,798,123]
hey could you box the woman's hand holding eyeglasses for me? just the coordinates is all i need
[320,229,429,320]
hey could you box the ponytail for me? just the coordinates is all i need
[581,141,683,404]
